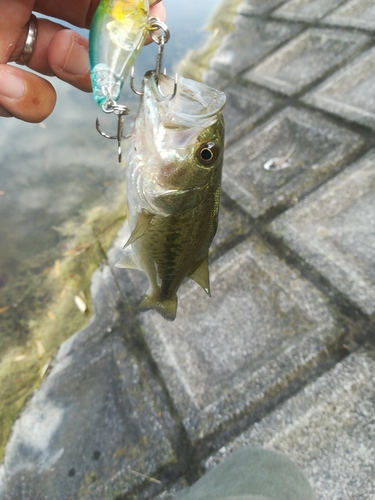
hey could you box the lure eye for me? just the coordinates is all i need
[196,142,220,167]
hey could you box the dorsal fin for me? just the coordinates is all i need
[115,247,140,270]
[123,210,154,248]
[188,256,211,296]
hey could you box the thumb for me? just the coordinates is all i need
[0,65,56,122]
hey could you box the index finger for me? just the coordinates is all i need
[34,0,100,29]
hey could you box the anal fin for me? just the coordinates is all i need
[115,247,140,270]
[123,210,154,248]
[188,256,211,296]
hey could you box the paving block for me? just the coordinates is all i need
[138,235,346,445]
[1,306,176,499]
[222,82,284,144]
[203,69,230,91]
[303,46,375,130]
[324,0,375,30]
[204,346,375,500]
[222,106,364,219]
[237,0,286,15]
[210,197,252,258]
[272,0,345,21]
[269,150,375,317]
[209,16,303,75]
[244,28,370,96]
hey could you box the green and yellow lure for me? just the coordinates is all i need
[89,0,150,106]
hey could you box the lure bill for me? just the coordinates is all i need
[89,0,150,106]
[116,71,226,321]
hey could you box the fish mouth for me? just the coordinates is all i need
[143,70,226,126]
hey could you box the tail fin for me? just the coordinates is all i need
[139,294,178,321]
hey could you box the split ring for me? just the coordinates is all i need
[147,17,170,45]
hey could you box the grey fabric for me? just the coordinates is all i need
[173,447,316,500]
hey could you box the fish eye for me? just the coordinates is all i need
[195,142,220,167]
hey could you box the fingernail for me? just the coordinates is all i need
[0,69,25,99]
[63,38,89,76]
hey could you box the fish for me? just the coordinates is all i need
[89,0,150,106]
[116,70,226,321]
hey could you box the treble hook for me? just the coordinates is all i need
[130,66,144,96]
[140,17,178,100]
[96,102,131,163]
[155,35,166,75]
[130,65,178,100]
[158,72,178,99]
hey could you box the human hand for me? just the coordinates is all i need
[0,0,166,123]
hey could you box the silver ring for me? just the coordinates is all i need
[17,14,38,66]
[147,17,170,45]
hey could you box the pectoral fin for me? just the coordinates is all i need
[188,256,211,296]
[123,210,154,248]
[115,247,140,270]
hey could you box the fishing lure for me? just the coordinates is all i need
[89,0,150,107]
[89,0,171,162]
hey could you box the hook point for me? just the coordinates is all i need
[130,67,144,96]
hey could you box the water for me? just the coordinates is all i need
[0,0,222,459]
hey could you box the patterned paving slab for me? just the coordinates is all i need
[244,28,370,95]
[237,0,286,15]
[210,196,252,257]
[204,69,230,91]
[204,346,375,500]
[272,0,345,21]
[303,46,375,130]
[269,149,375,316]
[222,106,364,219]
[324,0,375,30]
[139,235,347,445]
[222,81,284,144]
[209,16,303,75]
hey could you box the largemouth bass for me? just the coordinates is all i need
[116,70,226,321]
